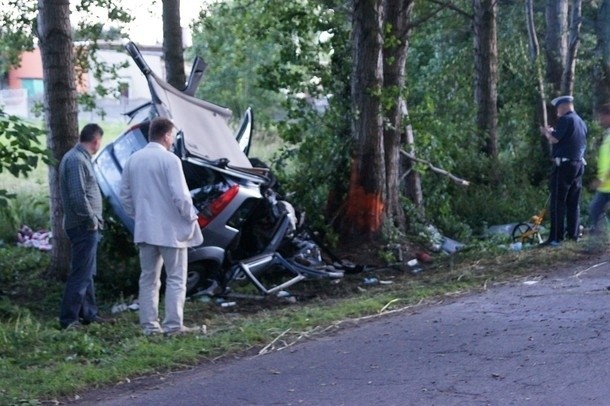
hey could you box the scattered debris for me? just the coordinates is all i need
[416,251,432,263]
[111,301,139,314]
[16,225,52,251]
[425,225,465,254]
[483,223,520,239]
[509,242,523,251]
[407,258,424,274]
[363,277,379,286]
[441,236,464,254]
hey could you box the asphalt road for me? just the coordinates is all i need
[77,259,610,406]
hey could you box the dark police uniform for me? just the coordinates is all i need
[548,109,587,243]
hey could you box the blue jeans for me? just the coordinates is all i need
[59,226,99,328]
[588,191,610,233]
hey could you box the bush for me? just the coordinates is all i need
[96,210,140,299]
[0,247,50,283]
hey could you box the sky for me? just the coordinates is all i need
[124,1,205,45]
[76,0,207,46]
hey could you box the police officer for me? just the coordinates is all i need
[539,95,588,246]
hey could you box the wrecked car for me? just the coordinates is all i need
[93,42,344,298]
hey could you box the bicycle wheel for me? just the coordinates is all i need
[512,223,533,243]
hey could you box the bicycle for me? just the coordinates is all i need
[511,200,548,245]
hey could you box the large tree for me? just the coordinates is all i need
[544,0,568,99]
[37,0,79,278]
[562,0,582,96]
[162,0,186,90]
[342,0,386,238]
[593,0,610,107]
[473,0,498,162]
[525,0,548,128]
[382,0,415,229]
[543,0,582,123]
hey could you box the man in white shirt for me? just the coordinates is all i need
[120,117,204,336]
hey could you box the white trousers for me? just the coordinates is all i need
[138,243,187,333]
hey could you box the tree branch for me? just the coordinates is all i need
[400,150,470,186]
[426,0,473,19]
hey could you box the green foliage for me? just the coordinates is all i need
[0,1,37,75]
[189,1,286,126]
[0,112,50,208]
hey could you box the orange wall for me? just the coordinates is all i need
[7,49,43,88]
[7,48,89,92]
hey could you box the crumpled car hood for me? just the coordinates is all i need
[147,69,252,169]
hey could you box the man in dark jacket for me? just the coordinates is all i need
[58,123,111,330]
[539,96,588,246]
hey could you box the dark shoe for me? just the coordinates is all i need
[61,321,83,331]
[82,315,116,325]
[539,240,560,248]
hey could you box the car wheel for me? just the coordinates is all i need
[186,261,222,297]
[186,269,202,296]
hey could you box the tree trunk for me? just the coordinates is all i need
[402,101,424,220]
[37,0,79,279]
[593,0,610,107]
[473,0,498,165]
[162,0,186,90]
[382,0,415,230]
[525,0,552,165]
[525,0,548,128]
[561,0,582,95]
[544,0,568,101]
[342,0,385,239]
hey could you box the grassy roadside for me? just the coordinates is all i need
[0,239,604,404]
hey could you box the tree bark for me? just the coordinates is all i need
[162,0,187,90]
[525,0,548,128]
[401,102,425,220]
[37,0,79,279]
[472,0,498,164]
[593,0,610,107]
[342,0,385,239]
[544,0,568,101]
[382,0,415,230]
[525,0,552,164]
[561,0,582,95]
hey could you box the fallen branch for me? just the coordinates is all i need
[400,149,470,186]
[255,299,435,356]
[258,328,291,355]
